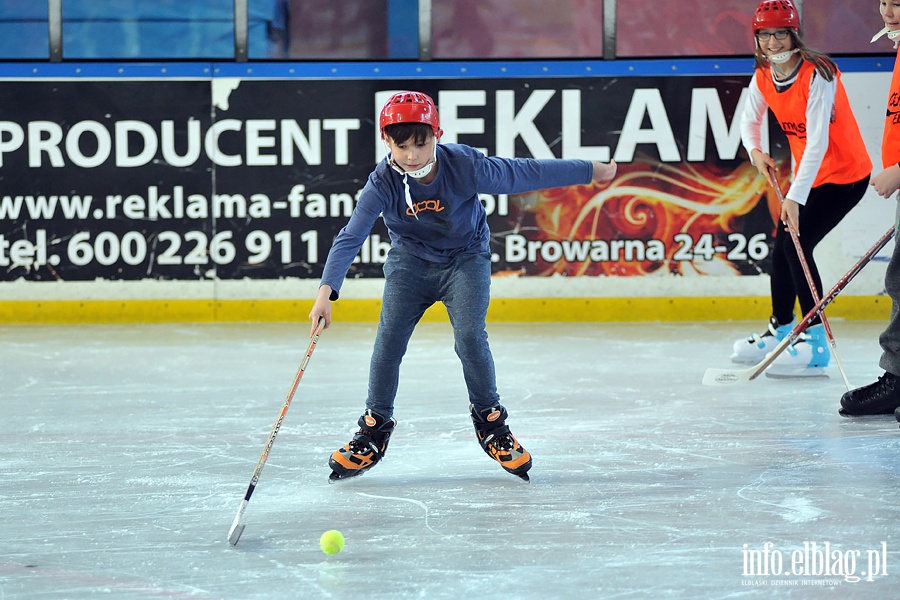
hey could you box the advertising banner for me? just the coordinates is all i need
[0,75,784,283]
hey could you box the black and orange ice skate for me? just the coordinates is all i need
[328,409,396,483]
[470,404,532,481]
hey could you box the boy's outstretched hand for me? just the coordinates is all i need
[592,160,617,182]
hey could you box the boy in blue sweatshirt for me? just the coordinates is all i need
[309,91,617,482]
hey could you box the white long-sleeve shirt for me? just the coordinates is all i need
[740,65,837,205]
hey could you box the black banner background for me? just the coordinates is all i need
[1,76,782,282]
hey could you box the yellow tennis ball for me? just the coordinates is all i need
[319,530,345,555]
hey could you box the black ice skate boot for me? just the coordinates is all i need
[839,372,900,417]
[470,404,532,481]
[328,409,396,483]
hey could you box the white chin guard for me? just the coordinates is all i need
[395,160,435,179]
[768,48,799,64]
[871,26,900,45]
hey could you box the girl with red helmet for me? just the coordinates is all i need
[839,0,900,419]
[309,91,617,482]
[730,0,872,377]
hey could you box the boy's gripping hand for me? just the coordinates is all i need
[309,285,333,337]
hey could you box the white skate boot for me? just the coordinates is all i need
[765,323,830,378]
[731,316,795,364]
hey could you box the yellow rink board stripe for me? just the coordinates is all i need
[0,296,890,324]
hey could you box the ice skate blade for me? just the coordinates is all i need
[838,404,899,418]
[838,409,896,418]
[328,470,364,484]
[730,355,762,365]
[764,367,828,379]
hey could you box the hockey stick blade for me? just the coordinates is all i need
[702,367,755,386]
[228,525,245,546]
[228,523,246,546]
[227,499,249,546]
[702,226,895,386]
[227,319,325,546]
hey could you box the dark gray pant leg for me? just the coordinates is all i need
[879,199,900,376]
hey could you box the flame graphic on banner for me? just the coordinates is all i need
[500,159,784,277]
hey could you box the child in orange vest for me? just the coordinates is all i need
[731,0,871,377]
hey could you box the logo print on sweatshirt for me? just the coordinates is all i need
[406,198,445,217]
[780,120,807,140]
[888,92,900,122]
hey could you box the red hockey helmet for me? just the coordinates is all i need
[752,0,800,33]
[379,92,441,136]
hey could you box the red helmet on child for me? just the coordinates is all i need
[379,92,441,136]
[752,0,799,33]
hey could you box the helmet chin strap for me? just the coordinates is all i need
[386,142,438,220]
[872,26,900,47]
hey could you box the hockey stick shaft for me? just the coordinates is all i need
[228,318,326,546]
[703,225,895,386]
[770,171,851,389]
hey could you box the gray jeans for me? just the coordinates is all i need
[879,198,900,376]
[365,248,499,418]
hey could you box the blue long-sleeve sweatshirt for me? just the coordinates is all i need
[320,143,593,299]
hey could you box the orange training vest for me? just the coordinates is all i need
[755,60,871,185]
[882,44,900,168]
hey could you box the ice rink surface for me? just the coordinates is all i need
[2,319,899,599]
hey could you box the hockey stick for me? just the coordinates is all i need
[227,318,326,546]
[703,225,895,386]
[770,170,852,389]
